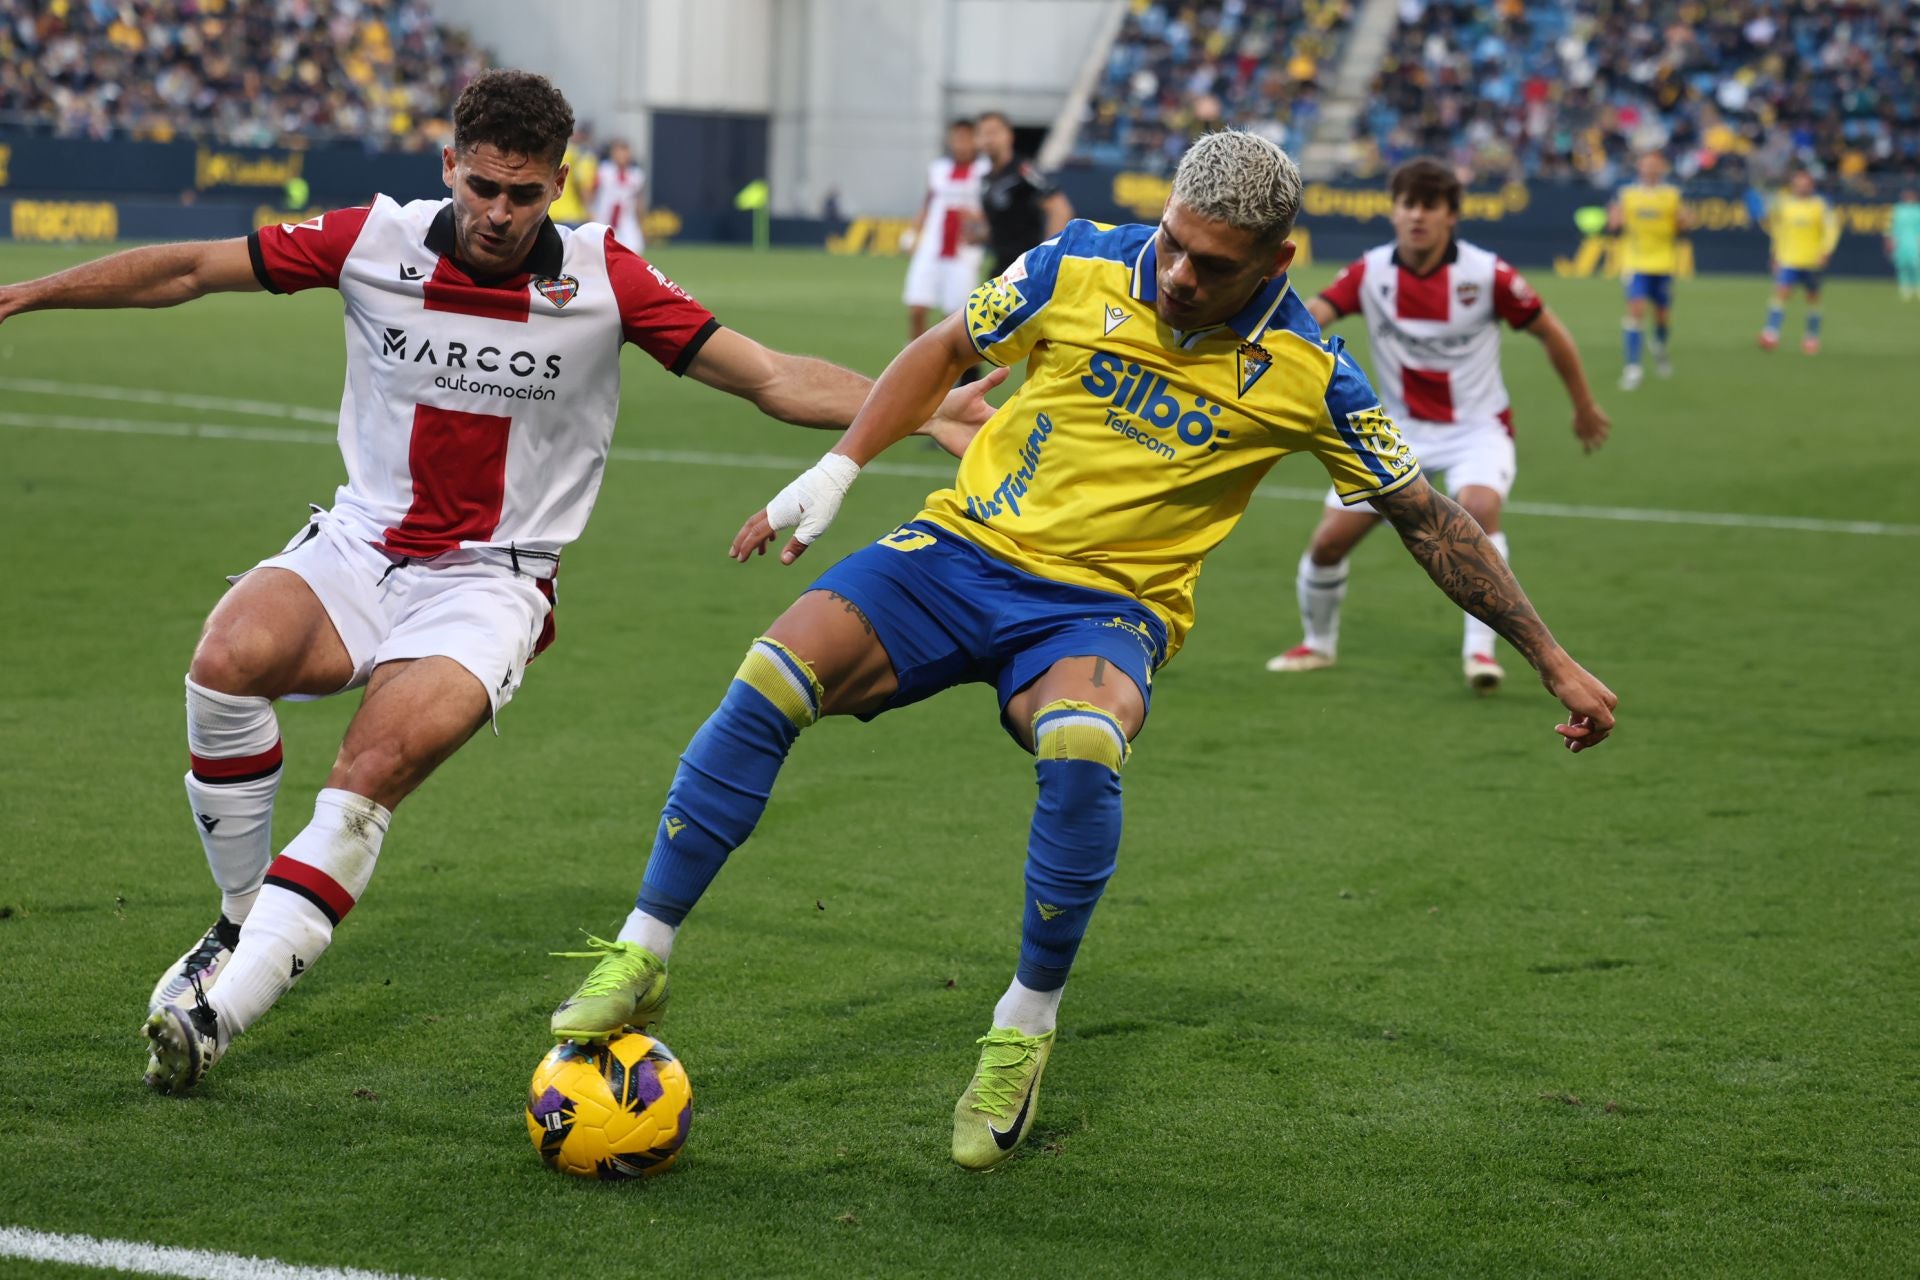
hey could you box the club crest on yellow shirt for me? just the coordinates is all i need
[1235,340,1273,398]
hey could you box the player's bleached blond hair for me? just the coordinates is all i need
[1170,130,1304,244]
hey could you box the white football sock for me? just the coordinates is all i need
[1462,531,1510,659]
[993,978,1063,1037]
[1297,551,1349,656]
[616,907,679,962]
[209,789,390,1038]
[184,677,284,924]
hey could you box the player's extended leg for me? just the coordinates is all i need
[951,657,1147,1170]
[1621,290,1647,389]
[1653,302,1673,378]
[907,304,930,341]
[549,590,897,1040]
[145,657,489,1092]
[1801,285,1822,354]
[1761,278,1790,349]
[151,568,354,1016]
[1268,503,1381,672]
[1898,256,1920,301]
[1455,485,1510,694]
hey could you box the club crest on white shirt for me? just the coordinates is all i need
[534,275,580,309]
[1455,280,1481,306]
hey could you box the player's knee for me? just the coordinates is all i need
[1031,700,1129,774]
[327,739,423,810]
[1309,523,1363,565]
[734,636,823,730]
[189,625,282,696]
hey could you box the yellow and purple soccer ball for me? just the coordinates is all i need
[526,1031,693,1179]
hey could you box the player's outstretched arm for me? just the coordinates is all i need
[1528,307,1610,452]
[686,325,1003,456]
[0,238,261,324]
[1371,475,1618,752]
[730,313,982,566]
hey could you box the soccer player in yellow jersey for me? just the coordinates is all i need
[551,132,1618,1170]
[1760,169,1842,354]
[1609,151,1692,389]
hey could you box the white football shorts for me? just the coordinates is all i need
[902,244,984,312]
[237,508,553,723]
[1327,418,1518,513]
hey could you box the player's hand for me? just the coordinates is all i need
[731,451,861,565]
[899,228,918,253]
[0,285,30,325]
[1573,400,1611,453]
[1540,654,1618,754]
[918,365,1009,458]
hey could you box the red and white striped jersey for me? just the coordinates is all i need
[590,161,646,240]
[248,196,717,571]
[1318,239,1542,434]
[921,157,986,259]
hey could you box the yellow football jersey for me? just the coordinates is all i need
[918,219,1420,659]
[1770,194,1841,269]
[1618,182,1682,275]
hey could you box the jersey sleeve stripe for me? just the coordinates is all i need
[669,317,722,376]
[246,231,281,294]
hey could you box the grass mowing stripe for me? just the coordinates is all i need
[0,1227,436,1280]
[4,405,1917,539]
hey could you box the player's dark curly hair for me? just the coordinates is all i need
[452,70,574,167]
[1389,157,1462,212]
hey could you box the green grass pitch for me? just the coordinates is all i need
[0,241,1914,1278]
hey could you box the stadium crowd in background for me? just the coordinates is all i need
[1355,0,1920,186]
[0,0,488,151]
[1072,0,1355,174]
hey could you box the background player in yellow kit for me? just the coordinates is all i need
[1609,151,1692,390]
[1760,169,1842,354]
[550,131,1618,1172]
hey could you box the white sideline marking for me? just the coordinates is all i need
[0,1225,434,1280]
[1,386,1915,540]
[0,376,338,425]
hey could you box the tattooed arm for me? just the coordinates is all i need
[1371,475,1619,752]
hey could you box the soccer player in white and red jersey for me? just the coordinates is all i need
[588,137,647,251]
[902,118,988,339]
[0,70,999,1094]
[1267,158,1611,693]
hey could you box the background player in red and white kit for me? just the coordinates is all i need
[589,137,647,251]
[901,118,987,339]
[0,71,999,1094]
[1268,158,1610,692]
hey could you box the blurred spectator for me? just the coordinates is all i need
[1072,0,1356,174]
[1357,1,1920,185]
[0,0,490,151]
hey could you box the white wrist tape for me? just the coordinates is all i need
[764,451,861,546]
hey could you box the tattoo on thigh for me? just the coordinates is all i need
[1092,657,1108,688]
[824,591,874,636]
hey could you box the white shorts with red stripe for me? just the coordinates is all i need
[902,244,984,312]
[238,508,554,723]
[1326,418,1517,513]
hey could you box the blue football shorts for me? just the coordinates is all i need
[807,520,1167,740]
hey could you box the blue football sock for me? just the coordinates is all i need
[1805,311,1822,338]
[1017,701,1129,992]
[636,638,821,927]
[1765,305,1784,334]
[1622,321,1643,366]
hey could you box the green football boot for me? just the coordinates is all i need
[951,1026,1055,1171]
[549,935,669,1042]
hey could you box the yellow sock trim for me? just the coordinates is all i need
[735,637,823,728]
[1031,699,1128,771]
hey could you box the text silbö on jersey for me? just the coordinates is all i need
[1082,352,1227,454]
